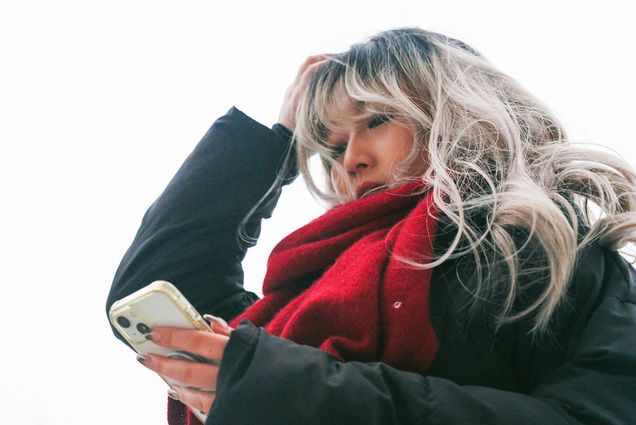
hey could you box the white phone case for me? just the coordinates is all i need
[109,280,211,423]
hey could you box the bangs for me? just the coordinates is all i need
[307,57,405,146]
[299,27,472,148]
[316,81,371,140]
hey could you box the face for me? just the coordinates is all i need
[323,95,428,198]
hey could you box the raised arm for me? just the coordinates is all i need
[106,106,296,343]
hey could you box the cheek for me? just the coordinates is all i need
[397,141,413,163]
[384,126,416,165]
[384,139,414,170]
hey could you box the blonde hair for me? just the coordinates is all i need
[290,27,636,334]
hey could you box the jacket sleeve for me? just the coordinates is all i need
[106,106,297,343]
[206,244,636,425]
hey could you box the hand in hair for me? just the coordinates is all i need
[278,54,333,132]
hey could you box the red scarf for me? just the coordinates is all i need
[170,180,439,424]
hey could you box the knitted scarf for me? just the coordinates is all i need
[170,180,440,424]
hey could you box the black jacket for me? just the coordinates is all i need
[107,106,636,425]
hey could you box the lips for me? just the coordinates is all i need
[356,181,383,198]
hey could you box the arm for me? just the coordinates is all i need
[205,245,636,425]
[106,106,297,343]
[108,54,331,332]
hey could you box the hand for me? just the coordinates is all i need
[278,54,334,132]
[136,315,234,416]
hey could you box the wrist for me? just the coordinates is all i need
[272,123,294,143]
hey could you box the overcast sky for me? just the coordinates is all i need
[2,1,635,424]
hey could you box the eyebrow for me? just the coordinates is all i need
[321,110,385,145]
[323,126,350,146]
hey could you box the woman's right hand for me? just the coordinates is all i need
[278,54,333,133]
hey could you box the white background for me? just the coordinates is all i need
[1,1,634,423]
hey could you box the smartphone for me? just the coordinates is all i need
[109,280,211,423]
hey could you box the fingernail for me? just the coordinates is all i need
[167,388,180,400]
[145,332,154,341]
[203,314,230,329]
[204,314,229,329]
[136,354,151,366]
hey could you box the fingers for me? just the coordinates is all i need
[297,56,332,84]
[284,56,331,115]
[148,327,229,360]
[297,54,335,77]
[291,55,334,92]
[138,327,229,394]
[138,353,218,390]
[136,326,229,416]
[278,54,335,131]
[203,314,232,337]
[168,386,215,416]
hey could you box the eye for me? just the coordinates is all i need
[329,144,347,159]
[368,114,391,129]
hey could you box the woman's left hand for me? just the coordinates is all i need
[136,317,232,415]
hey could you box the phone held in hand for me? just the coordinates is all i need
[109,280,210,423]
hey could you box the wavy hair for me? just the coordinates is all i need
[289,27,636,334]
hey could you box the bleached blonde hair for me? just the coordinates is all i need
[290,27,636,334]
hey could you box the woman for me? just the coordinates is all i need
[107,27,636,424]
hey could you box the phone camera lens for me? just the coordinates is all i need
[137,323,151,335]
[117,317,131,328]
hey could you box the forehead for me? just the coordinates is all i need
[320,84,370,141]
[322,84,360,121]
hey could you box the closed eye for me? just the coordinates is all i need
[368,114,391,129]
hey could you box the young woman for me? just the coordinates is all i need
[107,27,636,424]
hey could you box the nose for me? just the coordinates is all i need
[342,133,373,176]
